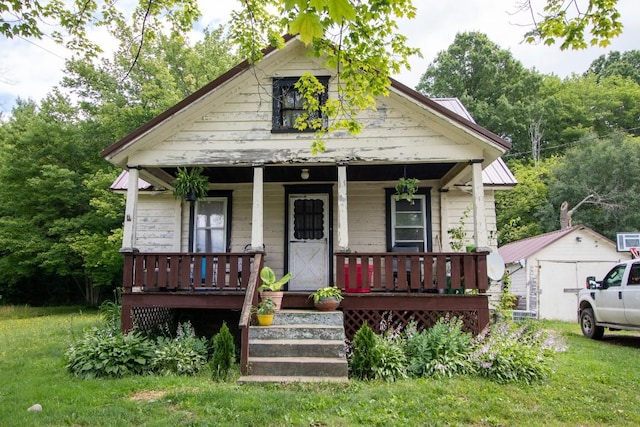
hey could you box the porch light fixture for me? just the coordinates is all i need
[301,168,310,180]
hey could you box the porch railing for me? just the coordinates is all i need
[122,252,257,293]
[335,251,489,293]
[238,253,264,375]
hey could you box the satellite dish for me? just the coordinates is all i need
[487,251,506,281]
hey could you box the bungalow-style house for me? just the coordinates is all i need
[102,36,515,373]
[498,225,630,322]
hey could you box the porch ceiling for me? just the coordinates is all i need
[149,163,457,185]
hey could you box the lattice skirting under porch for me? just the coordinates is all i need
[343,309,479,341]
[131,306,175,334]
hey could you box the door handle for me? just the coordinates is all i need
[619,291,622,300]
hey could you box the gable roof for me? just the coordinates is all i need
[498,225,615,264]
[101,36,511,162]
[109,96,516,190]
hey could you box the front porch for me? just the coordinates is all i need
[121,250,490,374]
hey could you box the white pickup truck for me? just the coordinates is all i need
[579,259,640,339]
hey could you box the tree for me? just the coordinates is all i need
[416,32,543,157]
[63,26,238,141]
[0,95,123,304]
[587,50,640,85]
[0,0,200,57]
[523,0,623,50]
[495,158,558,245]
[533,73,640,156]
[543,133,640,239]
[0,23,239,305]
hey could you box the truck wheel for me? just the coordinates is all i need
[580,308,604,340]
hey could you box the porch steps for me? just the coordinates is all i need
[238,310,349,383]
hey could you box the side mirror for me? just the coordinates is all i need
[586,276,598,289]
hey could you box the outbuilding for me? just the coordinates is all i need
[499,225,630,322]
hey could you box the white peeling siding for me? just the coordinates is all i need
[135,194,181,252]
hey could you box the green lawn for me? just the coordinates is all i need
[1,306,640,426]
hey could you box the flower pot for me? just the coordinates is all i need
[314,296,340,311]
[261,291,283,311]
[256,314,274,326]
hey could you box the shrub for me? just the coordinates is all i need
[470,320,567,384]
[348,321,407,381]
[66,328,155,378]
[151,321,208,376]
[404,316,474,378]
[98,298,121,333]
[211,322,236,380]
[371,334,407,382]
[348,322,378,380]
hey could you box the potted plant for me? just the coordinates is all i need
[309,286,344,311]
[252,297,275,326]
[394,177,420,204]
[258,266,292,311]
[173,166,209,202]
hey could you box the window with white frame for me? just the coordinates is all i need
[194,198,228,253]
[386,188,432,252]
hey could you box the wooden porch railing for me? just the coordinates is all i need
[238,253,264,375]
[122,252,257,292]
[335,251,489,293]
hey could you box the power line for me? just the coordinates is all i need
[16,36,66,60]
[505,127,640,158]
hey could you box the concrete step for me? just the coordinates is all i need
[237,375,349,384]
[249,338,346,358]
[249,324,345,341]
[242,308,349,382]
[248,356,348,377]
[272,309,344,326]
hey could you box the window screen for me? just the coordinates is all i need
[293,198,324,240]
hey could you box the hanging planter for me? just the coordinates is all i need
[172,167,209,202]
[394,177,420,204]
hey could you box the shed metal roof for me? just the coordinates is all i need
[498,225,615,264]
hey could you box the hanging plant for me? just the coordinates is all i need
[394,177,420,204]
[173,167,209,202]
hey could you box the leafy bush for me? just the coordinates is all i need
[348,322,378,380]
[371,334,407,382]
[348,321,407,381]
[404,316,474,378]
[151,321,208,376]
[67,321,209,378]
[211,322,236,380]
[98,298,121,333]
[470,320,567,384]
[66,328,155,378]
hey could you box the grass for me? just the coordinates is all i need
[2,307,640,426]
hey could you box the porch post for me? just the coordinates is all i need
[250,163,264,251]
[439,189,450,251]
[470,159,488,248]
[121,166,139,252]
[337,163,350,252]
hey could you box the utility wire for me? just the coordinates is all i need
[505,127,640,158]
[16,36,66,60]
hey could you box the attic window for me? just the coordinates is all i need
[272,76,329,132]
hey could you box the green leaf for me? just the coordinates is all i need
[288,11,323,44]
[326,0,356,22]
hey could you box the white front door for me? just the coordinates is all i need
[288,194,329,291]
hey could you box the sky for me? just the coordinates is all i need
[1,0,639,115]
